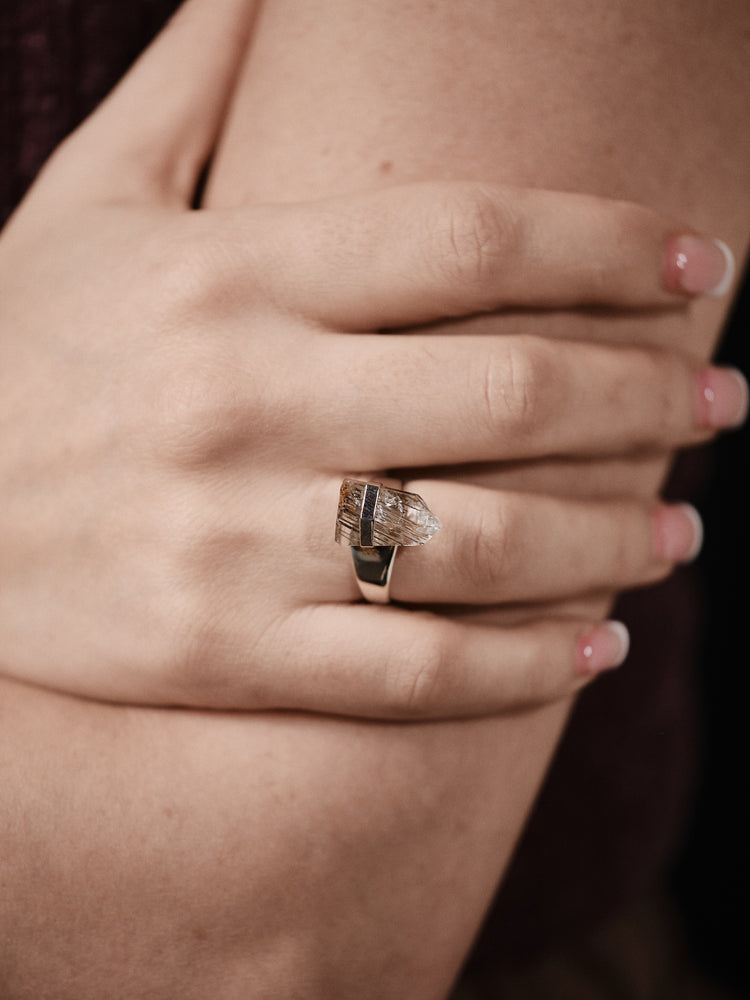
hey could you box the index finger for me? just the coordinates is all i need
[238,182,735,328]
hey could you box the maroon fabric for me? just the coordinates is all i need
[0,0,702,969]
[468,568,703,970]
[467,452,707,969]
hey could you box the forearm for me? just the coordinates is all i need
[0,679,564,999]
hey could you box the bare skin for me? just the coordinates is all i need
[1,2,749,998]
[202,0,750,990]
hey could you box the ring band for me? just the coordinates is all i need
[335,479,441,603]
[350,545,398,604]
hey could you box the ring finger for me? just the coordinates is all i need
[386,480,702,604]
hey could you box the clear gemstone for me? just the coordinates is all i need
[336,479,441,547]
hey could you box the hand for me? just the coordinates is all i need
[0,0,745,719]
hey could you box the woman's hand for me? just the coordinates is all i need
[0,0,745,719]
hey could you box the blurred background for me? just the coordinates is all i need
[670,264,749,997]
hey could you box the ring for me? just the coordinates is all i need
[335,479,441,603]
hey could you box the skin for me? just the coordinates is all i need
[1,1,749,997]
[1,8,728,716]
[204,0,750,992]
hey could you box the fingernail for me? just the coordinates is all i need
[652,503,703,563]
[695,367,749,429]
[664,235,735,297]
[576,621,630,676]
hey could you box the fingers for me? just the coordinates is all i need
[237,605,630,720]
[241,182,735,328]
[387,481,702,605]
[311,333,749,469]
[401,455,668,502]
[51,0,259,205]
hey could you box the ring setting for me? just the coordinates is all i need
[335,479,441,603]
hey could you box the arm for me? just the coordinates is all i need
[209,0,750,337]
[2,2,749,998]
[199,0,750,986]
[0,682,571,999]
[208,2,750,464]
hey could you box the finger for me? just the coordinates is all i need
[235,605,631,720]
[310,333,749,468]
[51,0,259,205]
[241,182,735,327]
[419,305,699,353]
[405,455,668,502]
[442,595,615,628]
[388,481,703,604]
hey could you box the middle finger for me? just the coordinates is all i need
[312,332,747,468]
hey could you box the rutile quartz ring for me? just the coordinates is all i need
[335,479,441,603]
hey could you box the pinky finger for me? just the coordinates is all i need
[257,605,629,720]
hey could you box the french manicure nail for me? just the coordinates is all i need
[652,503,703,564]
[665,235,735,298]
[576,621,630,676]
[695,367,749,429]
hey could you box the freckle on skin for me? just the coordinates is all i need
[379,160,394,175]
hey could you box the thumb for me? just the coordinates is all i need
[47,0,258,207]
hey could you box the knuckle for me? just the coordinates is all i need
[131,564,211,704]
[434,184,520,296]
[383,624,455,717]
[143,219,252,322]
[157,603,210,701]
[464,498,510,594]
[141,224,208,313]
[482,338,553,440]
[160,618,226,707]
[173,611,231,704]
[152,500,280,706]
[150,528,234,704]
[145,345,254,468]
[130,225,275,470]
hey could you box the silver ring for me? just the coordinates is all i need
[335,479,441,603]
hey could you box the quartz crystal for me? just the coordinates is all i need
[336,479,441,547]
